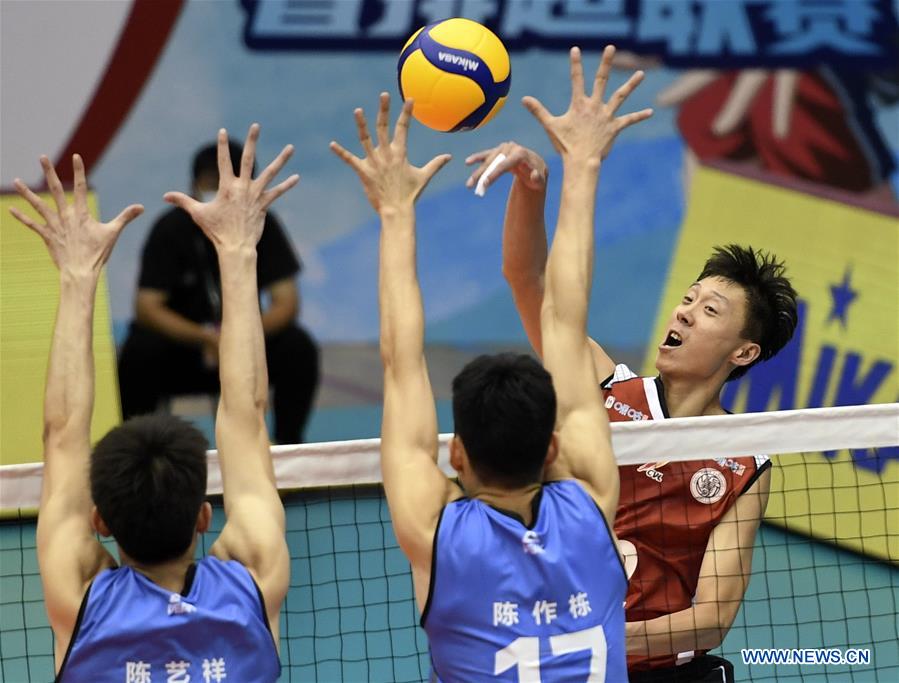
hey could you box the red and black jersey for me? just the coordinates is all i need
[602,365,771,672]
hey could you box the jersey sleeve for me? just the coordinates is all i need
[738,455,772,496]
[257,213,301,290]
[600,363,639,389]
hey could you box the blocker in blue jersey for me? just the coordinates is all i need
[57,557,279,681]
[331,44,652,682]
[424,480,627,681]
[10,126,299,682]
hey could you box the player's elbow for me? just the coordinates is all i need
[379,336,397,370]
[696,621,733,651]
[253,388,269,416]
[502,261,532,287]
[42,412,87,449]
[539,308,588,349]
[42,419,66,448]
[504,266,547,315]
[695,597,742,650]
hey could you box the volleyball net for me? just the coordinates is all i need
[1,403,897,682]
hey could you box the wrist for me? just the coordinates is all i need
[561,155,602,174]
[512,175,548,197]
[379,204,416,229]
[379,203,415,219]
[59,268,101,290]
[216,245,257,268]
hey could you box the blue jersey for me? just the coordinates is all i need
[58,556,280,683]
[422,480,627,682]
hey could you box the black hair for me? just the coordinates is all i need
[191,140,254,182]
[451,353,556,488]
[698,244,799,381]
[90,414,209,564]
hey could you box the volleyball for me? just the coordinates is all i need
[397,18,511,133]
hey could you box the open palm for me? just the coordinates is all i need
[10,155,142,273]
[163,124,299,250]
[523,45,653,165]
[330,93,451,212]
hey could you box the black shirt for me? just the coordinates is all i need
[138,207,300,323]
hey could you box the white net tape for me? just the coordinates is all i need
[1,403,896,510]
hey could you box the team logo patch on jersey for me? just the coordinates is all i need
[521,530,545,555]
[167,593,197,616]
[690,468,727,504]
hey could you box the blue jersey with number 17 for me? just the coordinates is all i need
[422,479,627,682]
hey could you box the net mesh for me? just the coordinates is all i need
[1,410,897,682]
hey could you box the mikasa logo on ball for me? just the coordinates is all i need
[436,51,480,72]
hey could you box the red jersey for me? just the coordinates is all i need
[602,365,770,672]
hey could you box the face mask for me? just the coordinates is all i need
[198,190,216,204]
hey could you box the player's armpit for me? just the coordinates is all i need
[379,371,463,569]
[38,439,115,639]
[37,508,114,639]
[545,407,619,522]
[211,412,287,627]
[380,443,461,565]
[210,493,290,635]
[588,338,616,385]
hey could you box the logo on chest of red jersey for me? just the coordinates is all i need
[690,468,727,504]
[604,395,650,421]
[636,461,669,483]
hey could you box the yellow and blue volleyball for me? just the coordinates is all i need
[397,18,511,133]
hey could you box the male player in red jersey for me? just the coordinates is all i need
[466,130,798,682]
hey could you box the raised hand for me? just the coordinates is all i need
[330,92,451,212]
[10,155,143,274]
[523,45,653,166]
[465,142,548,193]
[164,124,298,250]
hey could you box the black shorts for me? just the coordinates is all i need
[629,655,734,683]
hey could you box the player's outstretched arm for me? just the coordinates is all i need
[9,156,142,653]
[525,46,652,522]
[627,470,771,655]
[330,94,461,594]
[466,142,551,356]
[165,125,299,638]
[465,113,638,380]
